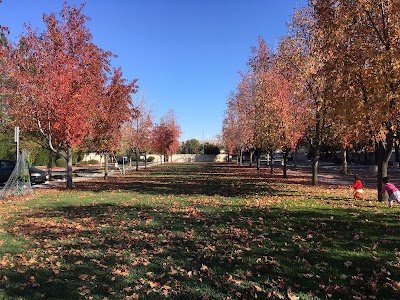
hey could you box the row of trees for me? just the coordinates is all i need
[0,3,181,187]
[222,0,400,200]
[222,37,306,178]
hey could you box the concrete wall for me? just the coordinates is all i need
[82,153,228,164]
[169,154,228,163]
[82,153,102,162]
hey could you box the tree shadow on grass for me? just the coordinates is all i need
[2,201,400,299]
[70,163,317,198]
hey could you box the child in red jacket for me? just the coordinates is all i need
[351,175,364,200]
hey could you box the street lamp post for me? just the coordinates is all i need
[14,126,19,162]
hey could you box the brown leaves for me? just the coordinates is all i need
[0,164,399,299]
[287,287,300,300]
[78,274,88,281]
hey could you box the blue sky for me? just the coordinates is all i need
[0,0,307,142]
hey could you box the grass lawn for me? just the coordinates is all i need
[0,163,399,299]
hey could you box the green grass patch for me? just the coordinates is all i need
[0,163,399,299]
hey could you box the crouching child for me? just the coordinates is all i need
[381,176,400,208]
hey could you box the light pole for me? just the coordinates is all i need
[202,130,205,154]
[14,126,19,162]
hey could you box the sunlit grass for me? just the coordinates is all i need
[0,163,399,299]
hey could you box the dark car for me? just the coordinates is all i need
[0,160,49,184]
[29,167,49,184]
[117,156,128,164]
[0,160,16,183]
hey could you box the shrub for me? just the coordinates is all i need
[73,151,84,165]
[32,148,50,166]
[55,157,66,167]
[86,159,99,164]
[147,156,155,162]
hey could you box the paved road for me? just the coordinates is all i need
[31,162,155,189]
[292,161,400,189]
[5,161,400,190]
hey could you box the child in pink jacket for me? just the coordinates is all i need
[381,176,400,208]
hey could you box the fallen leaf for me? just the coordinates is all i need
[79,274,88,281]
[287,287,300,300]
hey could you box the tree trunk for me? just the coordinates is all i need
[377,132,394,201]
[311,146,320,186]
[249,150,254,167]
[104,152,109,180]
[374,142,379,165]
[66,146,73,188]
[283,150,288,179]
[269,149,274,175]
[47,148,53,180]
[256,150,260,171]
[135,148,139,172]
[294,145,298,168]
[239,149,243,166]
[341,147,348,175]
[364,147,368,164]
[144,153,147,169]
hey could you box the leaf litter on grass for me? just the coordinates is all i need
[0,163,399,299]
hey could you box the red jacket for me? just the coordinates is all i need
[352,180,362,190]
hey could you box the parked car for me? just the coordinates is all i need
[0,160,16,183]
[0,160,49,184]
[29,167,50,184]
[117,156,128,164]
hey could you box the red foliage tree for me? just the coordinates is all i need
[151,110,181,162]
[6,3,132,187]
[90,67,138,179]
[222,94,240,161]
[274,40,308,175]
[235,72,257,166]
[250,37,289,174]
[121,94,154,171]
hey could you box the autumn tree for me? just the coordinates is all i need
[0,11,12,133]
[222,78,255,166]
[312,0,400,199]
[89,67,138,179]
[250,37,290,174]
[281,5,336,185]
[223,36,306,175]
[235,72,257,166]
[222,96,241,162]
[274,39,308,172]
[151,110,181,162]
[121,94,154,171]
[6,3,133,187]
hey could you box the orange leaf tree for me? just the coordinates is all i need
[312,0,400,199]
[280,5,336,185]
[250,37,300,175]
[222,71,256,166]
[222,94,241,161]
